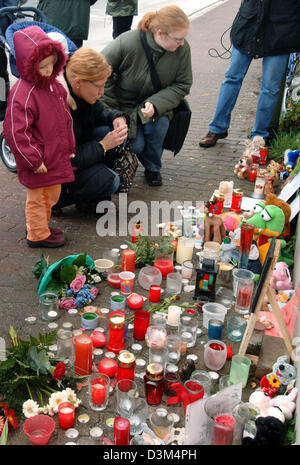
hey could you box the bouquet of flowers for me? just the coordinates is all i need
[33,253,106,309]
[0,327,86,421]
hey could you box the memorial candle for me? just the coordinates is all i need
[239,223,254,269]
[91,378,107,405]
[58,402,75,430]
[153,258,174,278]
[114,417,130,445]
[213,414,235,445]
[74,334,92,376]
[122,249,136,273]
[149,285,161,303]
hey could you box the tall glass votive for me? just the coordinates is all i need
[166,335,181,365]
[166,272,182,295]
[227,315,247,342]
[178,310,198,348]
[114,417,130,445]
[164,364,180,397]
[232,269,254,298]
[149,285,161,303]
[208,319,223,340]
[239,223,255,269]
[128,398,148,435]
[58,402,75,430]
[176,237,195,264]
[116,379,137,417]
[181,261,193,279]
[153,251,174,278]
[74,334,92,376]
[107,311,126,353]
[38,292,60,322]
[235,276,255,314]
[229,355,251,388]
[133,310,150,341]
[149,344,167,369]
[88,372,110,411]
[56,329,74,367]
[191,370,212,397]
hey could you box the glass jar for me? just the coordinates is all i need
[56,329,74,367]
[38,292,59,322]
[230,189,243,213]
[164,364,180,396]
[153,251,174,278]
[144,363,164,406]
[178,310,198,348]
[209,191,224,215]
[117,351,136,382]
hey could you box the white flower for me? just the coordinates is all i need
[46,405,55,416]
[22,399,39,418]
[48,391,67,413]
[38,406,49,415]
[62,388,77,403]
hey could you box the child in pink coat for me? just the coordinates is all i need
[3,26,75,247]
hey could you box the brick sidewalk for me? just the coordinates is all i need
[0,0,263,445]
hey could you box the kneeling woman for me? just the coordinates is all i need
[54,47,128,214]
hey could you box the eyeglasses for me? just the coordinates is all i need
[87,80,104,91]
[166,34,185,44]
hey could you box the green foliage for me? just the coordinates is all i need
[284,415,296,445]
[0,420,8,445]
[269,131,300,163]
[279,101,300,134]
[283,235,297,256]
[127,234,174,267]
[0,328,84,417]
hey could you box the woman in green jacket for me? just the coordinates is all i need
[37,0,97,48]
[101,5,193,186]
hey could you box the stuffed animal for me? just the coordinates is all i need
[266,160,282,187]
[218,181,234,207]
[248,387,298,423]
[271,262,293,290]
[204,211,227,244]
[242,136,266,159]
[260,356,296,397]
[234,155,253,179]
[284,149,300,174]
[242,416,285,445]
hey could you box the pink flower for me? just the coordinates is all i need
[90,287,99,297]
[70,274,86,293]
[59,297,77,309]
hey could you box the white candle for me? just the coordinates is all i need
[167,305,182,326]
[176,237,195,264]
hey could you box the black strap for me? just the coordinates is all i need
[140,31,162,93]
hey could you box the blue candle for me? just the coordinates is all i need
[208,319,223,340]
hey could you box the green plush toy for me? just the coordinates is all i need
[245,201,286,265]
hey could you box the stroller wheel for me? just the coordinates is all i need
[0,134,17,172]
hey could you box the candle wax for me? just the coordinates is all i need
[58,403,75,430]
[74,334,93,376]
[122,249,136,273]
[213,414,235,445]
[91,379,106,405]
[153,259,174,278]
[114,417,130,445]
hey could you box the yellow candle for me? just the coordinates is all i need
[176,237,195,264]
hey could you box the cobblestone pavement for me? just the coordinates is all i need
[0,0,262,445]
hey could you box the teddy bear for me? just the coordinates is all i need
[271,262,293,291]
[259,355,296,397]
[234,155,253,179]
[266,160,282,187]
[242,136,266,160]
[248,387,298,423]
[218,180,234,207]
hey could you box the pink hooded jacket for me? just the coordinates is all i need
[3,26,75,189]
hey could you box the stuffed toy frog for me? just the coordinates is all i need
[244,199,287,265]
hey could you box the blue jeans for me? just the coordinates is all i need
[130,116,170,172]
[209,46,288,140]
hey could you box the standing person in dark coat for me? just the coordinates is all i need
[106,0,138,39]
[36,0,97,48]
[199,0,300,148]
[53,47,128,215]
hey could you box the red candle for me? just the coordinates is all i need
[117,351,136,382]
[236,286,252,308]
[98,358,118,378]
[230,189,243,213]
[74,334,93,376]
[153,258,174,278]
[185,380,203,393]
[58,402,75,430]
[90,330,106,348]
[133,310,150,340]
[91,377,107,405]
[122,249,136,273]
[149,285,161,303]
[131,222,144,243]
[107,272,121,288]
[240,223,254,254]
[114,417,130,445]
[107,311,126,354]
[213,414,235,445]
[127,293,144,310]
[259,146,268,165]
[248,165,257,182]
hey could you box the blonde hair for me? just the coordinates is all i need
[138,5,189,34]
[66,47,112,83]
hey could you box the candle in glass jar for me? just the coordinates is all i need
[149,285,161,303]
[122,249,136,273]
[107,311,126,354]
[74,334,92,376]
[230,189,243,213]
[167,305,181,326]
[114,417,130,445]
[213,414,235,445]
[117,351,136,382]
[58,402,75,430]
[236,286,252,308]
[91,378,107,405]
[153,258,174,278]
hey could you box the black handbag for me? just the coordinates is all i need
[111,142,139,193]
[140,31,192,156]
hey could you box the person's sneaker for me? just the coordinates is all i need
[199,130,228,148]
[27,232,65,248]
[25,227,64,237]
[145,170,162,186]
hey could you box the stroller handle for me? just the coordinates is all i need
[0,6,47,23]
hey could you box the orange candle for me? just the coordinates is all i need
[74,334,93,376]
[122,249,136,273]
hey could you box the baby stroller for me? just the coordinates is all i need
[0,3,77,172]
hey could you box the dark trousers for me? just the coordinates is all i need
[112,16,133,39]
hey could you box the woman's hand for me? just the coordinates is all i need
[113,116,127,130]
[141,101,155,119]
[101,124,128,151]
[34,162,47,174]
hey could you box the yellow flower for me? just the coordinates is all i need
[269,374,281,388]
